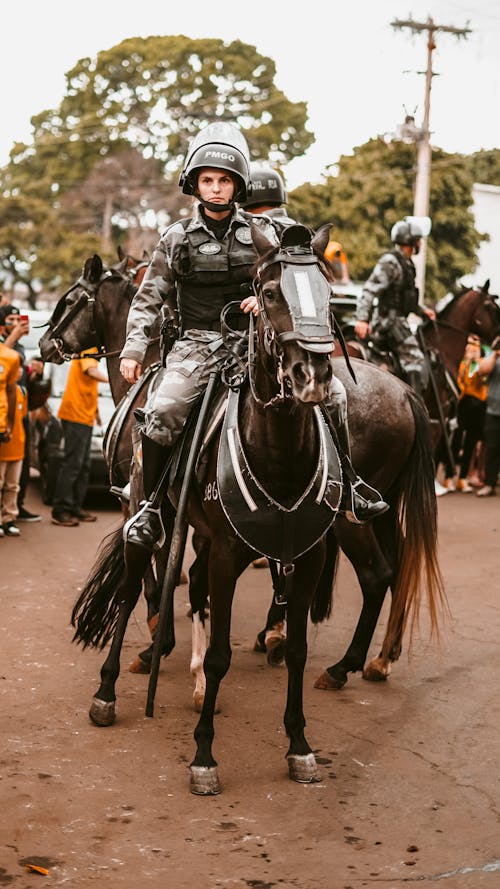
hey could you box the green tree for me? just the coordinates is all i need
[468,148,500,186]
[1,36,312,295]
[289,138,484,304]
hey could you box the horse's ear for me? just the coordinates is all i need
[250,221,276,258]
[117,246,125,261]
[483,279,490,293]
[83,254,103,283]
[311,223,333,257]
[142,249,150,260]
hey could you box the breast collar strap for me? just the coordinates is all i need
[216,388,342,563]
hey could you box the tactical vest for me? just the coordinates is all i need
[171,222,256,333]
[378,250,419,317]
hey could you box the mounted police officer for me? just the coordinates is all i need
[120,124,280,548]
[354,219,435,395]
[240,163,296,232]
[120,126,388,551]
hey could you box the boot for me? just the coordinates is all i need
[406,370,423,398]
[333,410,390,525]
[123,434,171,550]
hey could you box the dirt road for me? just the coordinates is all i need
[1,482,499,888]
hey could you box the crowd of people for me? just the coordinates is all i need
[0,293,108,539]
[1,123,499,543]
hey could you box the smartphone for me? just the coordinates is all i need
[19,314,29,324]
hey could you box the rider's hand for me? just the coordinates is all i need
[120,358,142,383]
[355,320,370,340]
[240,295,259,316]
[423,306,436,321]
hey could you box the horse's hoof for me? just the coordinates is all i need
[193,691,205,713]
[253,636,266,653]
[128,656,151,674]
[314,670,346,690]
[266,638,286,667]
[190,766,221,795]
[363,657,391,682]
[177,569,188,585]
[287,753,321,784]
[89,698,116,726]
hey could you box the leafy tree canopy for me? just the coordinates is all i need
[0,35,312,293]
[289,138,485,304]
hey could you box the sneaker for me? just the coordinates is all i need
[443,477,457,492]
[17,507,42,522]
[0,526,4,537]
[3,522,21,536]
[73,510,97,523]
[51,511,80,527]
[456,479,474,493]
[434,480,449,497]
[476,485,495,497]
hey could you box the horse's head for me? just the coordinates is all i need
[251,223,334,404]
[458,280,500,344]
[39,254,134,364]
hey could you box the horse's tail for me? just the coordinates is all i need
[310,526,339,624]
[71,524,127,650]
[385,388,448,647]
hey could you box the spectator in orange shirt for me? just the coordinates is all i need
[0,368,27,536]
[51,348,108,527]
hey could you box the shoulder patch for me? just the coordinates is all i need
[234,227,253,245]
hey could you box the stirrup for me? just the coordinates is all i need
[342,479,389,525]
[123,500,166,551]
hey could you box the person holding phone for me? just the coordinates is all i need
[476,336,500,497]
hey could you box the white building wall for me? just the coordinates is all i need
[463,183,500,295]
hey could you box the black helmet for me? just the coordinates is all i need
[179,122,251,205]
[391,218,424,248]
[242,163,288,208]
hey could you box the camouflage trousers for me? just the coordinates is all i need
[144,330,227,446]
[371,314,426,376]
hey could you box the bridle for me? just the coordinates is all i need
[248,246,336,409]
[47,267,136,362]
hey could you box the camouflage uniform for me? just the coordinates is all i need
[357,246,427,376]
[120,204,278,446]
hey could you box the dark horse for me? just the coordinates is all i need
[67,224,444,794]
[340,280,500,472]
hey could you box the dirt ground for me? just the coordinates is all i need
[1,479,500,888]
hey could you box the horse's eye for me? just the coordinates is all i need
[263,288,274,301]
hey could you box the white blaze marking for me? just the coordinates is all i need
[294,270,316,317]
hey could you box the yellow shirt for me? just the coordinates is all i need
[58,349,99,427]
[0,384,27,461]
[0,343,21,434]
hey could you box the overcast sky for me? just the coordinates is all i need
[2,0,498,190]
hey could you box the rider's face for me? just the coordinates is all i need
[197,168,236,209]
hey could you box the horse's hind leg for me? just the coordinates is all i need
[363,597,404,681]
[188,534,210,712]
[90,543,148,726]
[314,523,393,691]
[253,560,287,666]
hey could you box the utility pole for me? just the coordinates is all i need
[391,16,471,301]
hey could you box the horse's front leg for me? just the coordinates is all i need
[284,553,323,784]
[90,543,147,726]
[190,540,245,795]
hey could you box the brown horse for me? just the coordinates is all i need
[339,281,500,473]
[68,223,445,795]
